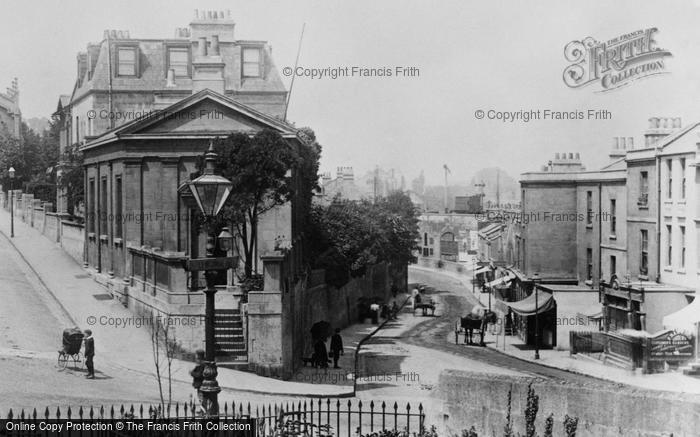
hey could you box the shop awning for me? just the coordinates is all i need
[485,271,515,288]
[663,298,700,336]
[474,266,490,275]
[505,290,555,316]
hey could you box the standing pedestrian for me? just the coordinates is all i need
[83,329,95,379]
[391,301,399,320]
[329,329,344,369]
[314,337,329,369]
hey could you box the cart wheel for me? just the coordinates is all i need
[72,353,81,369]
[58,352,68,369]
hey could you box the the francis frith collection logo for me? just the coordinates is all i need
[563,28,672,91]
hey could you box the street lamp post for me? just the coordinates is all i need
[9,166,15,238]
[179,141,235,418]
[533,272,540,360]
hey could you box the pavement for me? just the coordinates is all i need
[409,264,700,395]
[0,206,399,399]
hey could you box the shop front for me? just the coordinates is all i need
[506,288,557,349]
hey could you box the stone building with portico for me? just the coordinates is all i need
[80,88,312,369]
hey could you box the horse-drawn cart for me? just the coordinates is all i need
[455,308,497,346]
[413,301,437,316]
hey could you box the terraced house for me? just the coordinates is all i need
[514,117,699,354]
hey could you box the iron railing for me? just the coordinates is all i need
[3,399,425,437]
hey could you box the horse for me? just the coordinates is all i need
[457,309,498,346]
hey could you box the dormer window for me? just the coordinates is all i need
[167,46,190,77]
[116,46,138,77]
[242,47,262,77]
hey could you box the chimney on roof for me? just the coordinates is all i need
[190,9,235,43]
[645,116,682,147]
[197,37,207,56]
[174,27,191,38]
[103,29,130,40]
[192,35,225,94]
[77,52,88,86]
[548,151,585,172]
[210,35,220,56]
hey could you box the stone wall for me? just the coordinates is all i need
[61,220,85,265]
[43,213,61,243]
[248,254,404,379]
[436,370,700,437]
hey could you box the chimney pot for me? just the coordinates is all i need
[198,37,207,56]
[210,35,220,56]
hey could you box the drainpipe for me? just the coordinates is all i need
[106,32,114,129]
[109,162,114,277]
[655,154,661,283]
[598,183,602,288]
[83,163,88,267]
[96,165,102,273]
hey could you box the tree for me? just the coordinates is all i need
[198,129,311,278]
[0,121,60,203]
[58,144,84,218]
[307,191,419,288]
[0,129,25,191]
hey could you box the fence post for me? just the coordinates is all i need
[570,331,575,355]
[643,337,651,374]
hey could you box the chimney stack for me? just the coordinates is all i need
[197,37,207,56]
[645,116,682,147]
[210,35,220,56]
[190,9,236,43]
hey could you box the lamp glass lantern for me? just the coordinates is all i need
[218,227,234,251]
[8,167,15,179]
[187,173,233,218]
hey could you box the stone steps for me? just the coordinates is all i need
[680,360,700,378]
[214,309,247,361]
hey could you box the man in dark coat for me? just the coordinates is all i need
[190,349,205,412]
[313,337,329,368]
[329,328,344,368]
[83,329,95,379]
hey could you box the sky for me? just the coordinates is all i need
[2,0,700,186]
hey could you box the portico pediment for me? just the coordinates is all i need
[135,99,275,135]
[82,89,297,150]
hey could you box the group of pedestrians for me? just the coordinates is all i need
[313,328,344,369]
